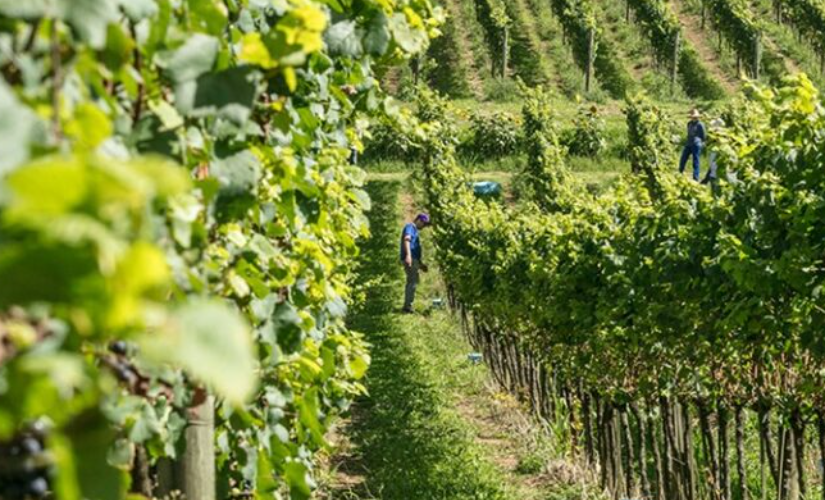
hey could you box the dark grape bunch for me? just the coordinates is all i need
[0,423,52,500]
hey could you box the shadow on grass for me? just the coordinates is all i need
[335,180,505,500]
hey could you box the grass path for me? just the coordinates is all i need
[320,180,603,499]
[323,180,508,500]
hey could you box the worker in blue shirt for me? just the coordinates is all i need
[679,108,707,181]
[400,213,431,313]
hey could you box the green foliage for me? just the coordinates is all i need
[778,0,825,55]
[705,0,762,76]
[483,77,523,102]
[513,86,574,211]
[425,13,474,98]
[460,111,522,161]
[679,47,728,100]
[624,94,677,196]
[550,0,635,98]
[474,0,510,76]
[0,1,439,498]
[420,75,825,497]
[363,106,424,164]
[625,0,727,100]
[562,104,607,157]
[502,0,552,86]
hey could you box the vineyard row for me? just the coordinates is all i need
[419,76,825,500]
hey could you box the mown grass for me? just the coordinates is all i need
[338,180,509,500]
[326,177,618,500]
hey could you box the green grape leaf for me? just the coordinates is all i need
[119,0,158,21]
[1,156,88,220]
[107,438,135,470]
[363,12,391,55]
[271,302,303,354]
[148,99,185,131]
[64,0,120,48]
[211,149,261,205]
[388,12,427,53]
[325,21,362,57]
[187,0,229,35]
[101,23,135,71]
[142,300,257,404]
[0,80,39,174]
[159,34,220,84]
[175,67,258,124]
[283,461,311,500]
[64,103,113,151]
[0,0,118,48]
[126,399,162,443]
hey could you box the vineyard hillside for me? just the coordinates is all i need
[5,1,825,500]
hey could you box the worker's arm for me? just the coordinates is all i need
[404,236,413,267]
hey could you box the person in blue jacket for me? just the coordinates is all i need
[400,213,431,313]
[679,108,706,181]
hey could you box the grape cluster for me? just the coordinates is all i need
[0,423,51,500]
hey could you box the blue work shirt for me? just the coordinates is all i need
[686,120,707,147]
[400,223,422,261]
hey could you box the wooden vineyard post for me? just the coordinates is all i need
[585,28,595,93]
[50,19,63,140]
[753,34,762,80]
[701,0,706,29]
[820,49,825,76]
[671,30,680,93]
[180,391,216,500]
[412,55,421,85]
[155,391,216,500]
[501,27,509,78]
[626,0,631,22]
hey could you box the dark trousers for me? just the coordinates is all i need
[679,143,702,181]
[403,260,420,311]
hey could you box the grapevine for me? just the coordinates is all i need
[775,0,825,63]
[419,74,825,500]
[704,0,763,76]
[626,0,727,99]
[473,0,510,77]
[0,1,439,499]
[550,0,635,98]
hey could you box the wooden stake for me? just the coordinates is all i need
[754,35,762,80]
[735,406,749,500]
[702,1,706,29]
[50,19,62,140]
[671,31,681,93]
[585,28,595,93]
[179,391,216,500]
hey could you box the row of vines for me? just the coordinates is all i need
[473,0,509,78]
[703,0,763,77]
[501,0,552,87]
[625,0,726,99]
[772,0,825,69]
[0,1,438,499]
[549,0,634,98]
[417,75,825,500]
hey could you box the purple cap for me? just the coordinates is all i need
[416,213,431,225]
